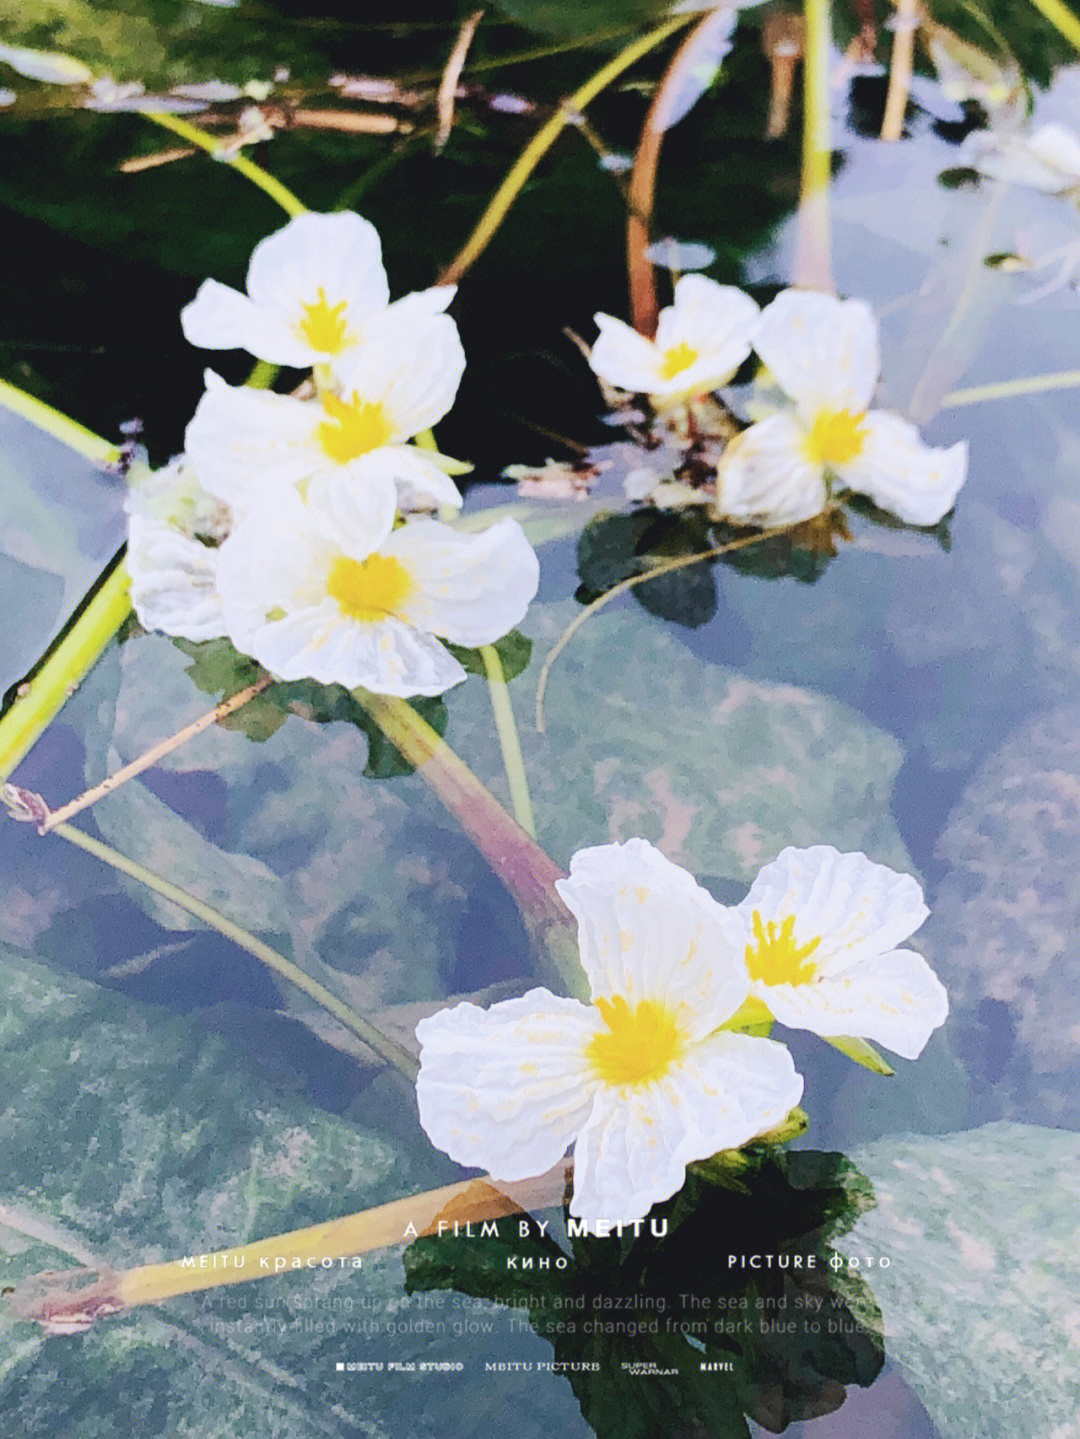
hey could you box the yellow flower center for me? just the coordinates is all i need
[659,341,700,380]
[745,912,820,987]
[316,393,394,465]
[326,553,413,622]
[297,287,350,354]
[586,996,685,1087]
[802,408,867,468]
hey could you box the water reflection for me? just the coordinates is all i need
[406,1150,884,1438]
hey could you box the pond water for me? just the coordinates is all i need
[2,3,1080,1437]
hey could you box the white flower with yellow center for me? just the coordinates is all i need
[125,456,229,642]
[185,309,467,518]
[180,210,455,368]
[416,839,804,1224]
[215,474,538,696]
[734,846,948,1059]
[718,290,968,526]
[589,275,760,406]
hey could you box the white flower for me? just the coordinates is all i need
[181,210,455,368]
[185,310,467,519]
[734,846,948,1060]
[125,456,230,642]
[589,275,759,406]
[416,839,804,1225]
[215,474,538,696]
[718,290,968,526]
[127,513,225,642]
[125,453,231,542]
[963,123,1080,197]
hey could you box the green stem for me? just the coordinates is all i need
[795,0,834,292]
[438,14,694,285]
[479,644,537,837]
[48,821,419,1081]
[0,378,121,466]
[941,369,1080,407]
[1028,0,1080,51]
[140,111,308,218]
[0,558,131,781]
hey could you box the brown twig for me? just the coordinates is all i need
[881,0,919,141]
[763,13,806,140]
[40,676,272,833]
[436,9,485,153]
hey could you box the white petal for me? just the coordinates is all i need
[737,845,928,977]
[840,410,967,526]
[180,279,320,366]
[332,311,466,438]
[384,517,539,647]
[127,514,226,642]
[570,1032,803,1223]
[1024,124,1080,186]
[184,372,322,516]
[761,949,948,1059]
[215,498,334,655]
[555,838,749,1038]
[380,283,457,325]
[965,123,1080,194]
[301,470,397,555]
[340,446,463,511]
[415,991,601,1180]
[245,211,389,326]
[656,275,759,387]
[216,479,394,653]
[589,314,666,394]
[247,609,466,695]
[717,412,827,524]
[753,290,880,416]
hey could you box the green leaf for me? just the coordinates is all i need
[825,1036,896,1077]
[446,629,534,682]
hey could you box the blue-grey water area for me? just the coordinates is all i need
[2,5,1080,1438]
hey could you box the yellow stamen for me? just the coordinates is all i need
[802,408,867,468]
[659,340,700,380]
[586,995,685,1087]
[316,393,394,465]
[297,287,350,354]
[745,912,820,987]
[327,553,413,622]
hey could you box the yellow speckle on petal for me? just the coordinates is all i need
[659,341,700,380]
[586,996,685,1087]
[327,553,413,622]
[745,912,820,987]
[297,287,350,354]
[802,408,867,468]
[317,392,394,464]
